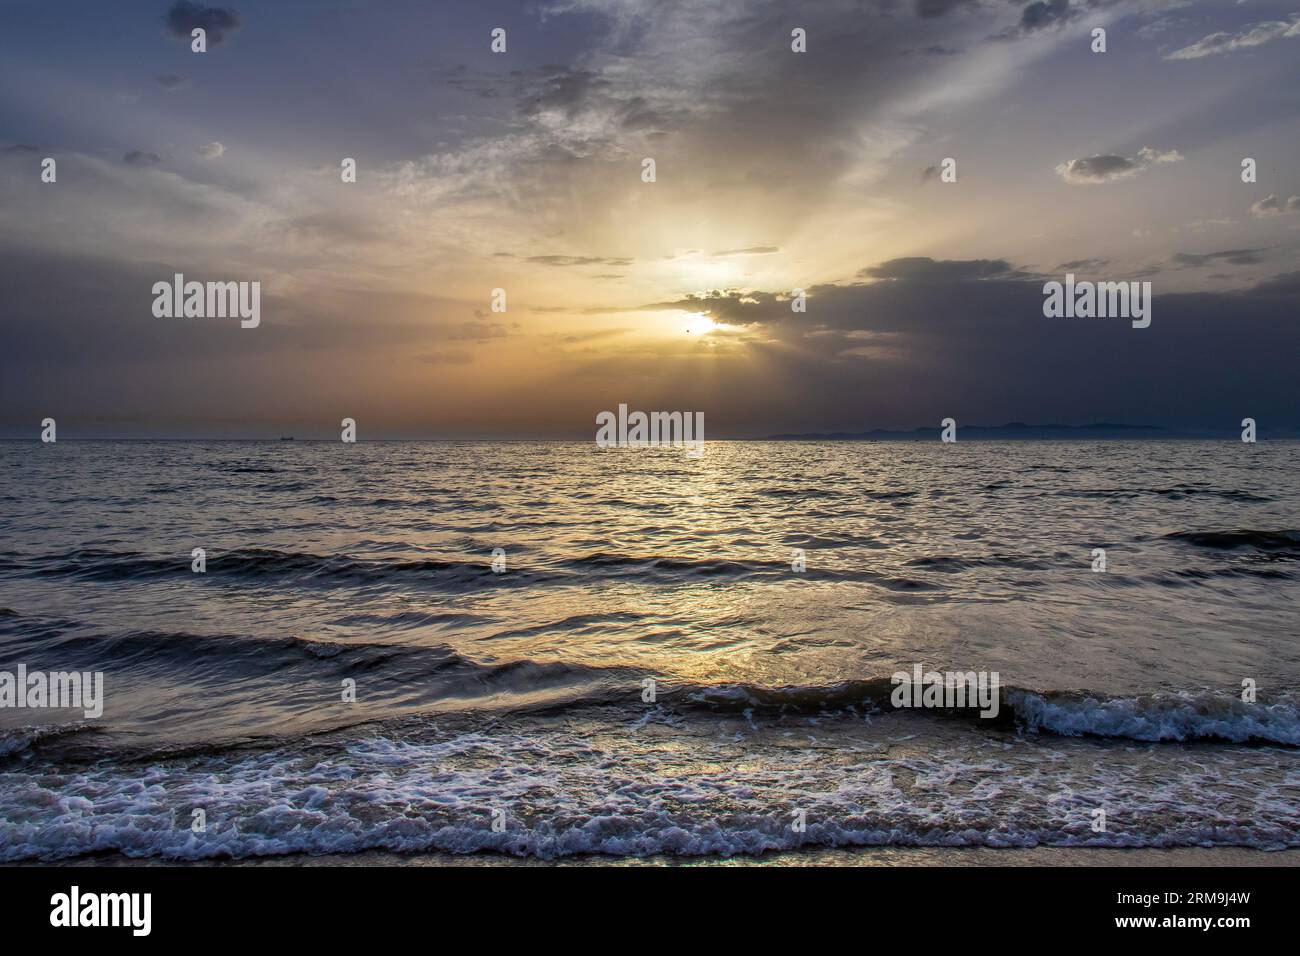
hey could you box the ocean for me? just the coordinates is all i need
[1,439,1297,862]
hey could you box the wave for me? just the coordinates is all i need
[10,533,1297,595]
[208,464,281,474]
[1059,487,1274,502]
[1,547,891,588]
[0,722,102,758]
[1165,530,1300,553]
[2,608,1295,747]
[905,554,1051,571]
[3,547,543,590]
[677,681,1300,744]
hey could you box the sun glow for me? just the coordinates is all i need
[682,312,717,335]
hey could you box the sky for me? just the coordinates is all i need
[1,0,1297,438]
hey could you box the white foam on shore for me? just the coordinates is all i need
[1010,691,1300,744]
[3,724,1297,862]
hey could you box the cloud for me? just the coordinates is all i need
[5,245,1299,434]
[1055,146,1183,184]
[123,150,163,167]
[196,142,225,159]
[164,2,241,46]
[1058,257,1110,271]
[1165,16,1300,60]
[445,320,508,341]
[155,73,189,89]
[1136,146,1182,164]
[1249,194,1300,218]
[1172,248,1267,268]
[1137,16,1188,40]
[526,255,633,267]
[0,147,359,277]
[710,246,780,257]
[440,62,684,148]
[395,0,1048,261]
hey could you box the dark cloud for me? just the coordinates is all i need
[164,2,241,45]
[1057,154,1134,182]
[1056,147,1182,184]
[1173,248,1267,268]
[0,247,439,369]
[518,67,607,119]
[859,257,1025,281]
[629,259,1300,430]
[155,73,189,89]
[915,0,976,17]
[1021,0,1074,33]
[1249,271,1300,297]
[123,150,163,166]
[1008,0,1145,39]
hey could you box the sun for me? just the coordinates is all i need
[682,312,717,335]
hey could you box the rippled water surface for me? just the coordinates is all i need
[1,440,1297,860]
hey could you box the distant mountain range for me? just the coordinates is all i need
[766,423,1295,440]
